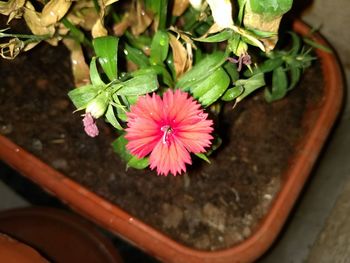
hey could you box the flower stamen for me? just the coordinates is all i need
[161,125,172,145]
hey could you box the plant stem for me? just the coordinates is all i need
[0,32,50,41]
[61,18,92,47]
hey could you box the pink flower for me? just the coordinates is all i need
[125,89,213,176]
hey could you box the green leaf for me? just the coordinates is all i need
[124,44,149,68]
[223,61,239,82]
[237,0,247,24]
[222,86,244,101]
[249,0,293,19]
[112,134,132,162]
[145,0,168,30]
[151,65,174,87]
[127,156,149,169]
[236,73,265,102]
[287,66,301,91]
[303,37,332,53]
[176,52,227,90]
[264,67,288,102]
[191,67,230,107]
[93,36,119,81]
[195,29,233,43]
[246,57,284,76]
[289,32,301,56]
[195,153,211,164]
[115,72,158,96]
[62,18,91,47]
[68,84,99,109]
[112,94,128,121]
[249,28,277,38]
[90,57,105,87]
[105,104,123,130]
[150,30,169,65]
[112,134,149,169]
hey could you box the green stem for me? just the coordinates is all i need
[158,0,168,30]
[0,32,50,41]
[61,18,92,47]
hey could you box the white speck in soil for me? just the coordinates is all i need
[0,123,13,135]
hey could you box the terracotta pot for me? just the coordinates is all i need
[0,20,343,263]
[0,207,123,263]
[0,233,48,263]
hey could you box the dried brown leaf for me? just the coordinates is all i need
[63,38,90,87]
[0,0,25,23]
[172,0,189,17]
[103,0,119,6]
[67,2,98,31]
[23,1,55,36]
[41,0,72,26]
[92,18,108,38]
[243,10,282,52]
[112,13,130,36]
[0,38,24,59]
[169,33,192,79]
[130,1,152,36]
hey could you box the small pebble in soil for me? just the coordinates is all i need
[31,138,43,152]
[51,158,69,171]
[184,203,202,234]
[0,123,13,135]
[194,234,211,250]
[162,203,184,229]
[202,203,226,232]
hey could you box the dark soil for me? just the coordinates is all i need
[0,43,323,251]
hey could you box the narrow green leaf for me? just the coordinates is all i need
[222,86,244,101]
[150,30,169,65]
[289,32,301,56]
[93,36,119,81]
[151,65,174,87]
[287,66,301,91]
[237,0,247,24]
[112,94,128,121]
[249,28,277,38]
[127,156,149,169]
[62,18,91,47]
[68,84,99,109]
[195,29,233,43]
[90,57,105,87]
[264,67,288,102]
[303,37,332,53]
[105,104,123,130]
[236,73,265,102]
[124,44,149,68]
[195,153,211,164]
[145,0,168,30]
[223,61,239,82]
[246,57,284,76]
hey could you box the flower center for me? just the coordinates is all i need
[161,125,173,145]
